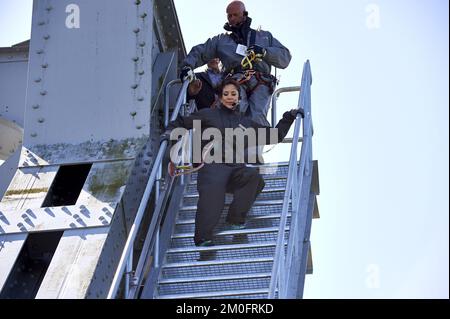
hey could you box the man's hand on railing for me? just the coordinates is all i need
[180,66,194,82]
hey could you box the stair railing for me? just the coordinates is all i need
[268,60,313,298]
[107,79,190,299]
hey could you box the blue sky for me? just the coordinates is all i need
[1,0,448,298]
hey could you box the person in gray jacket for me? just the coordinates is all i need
[180,1,291,128]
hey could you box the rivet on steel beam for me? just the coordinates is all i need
[38,21,45,26]
[137,97,144,101]
[38,118,45,123]
[135,0,141,5]
[130,111,137,116]
[139,41,146,47]
[32,104,40,109]
[132,56,139,62]
[136,125,142,130]
[46,5,53,11]
[43,34,50,40]
[138,70,145,75]
[40,90,47,96]
[34,77,42,83]
[133,28,140,33]
[140,13,147,19]
[31,133,37,137]
[131,84,138,89]
[36,49,44,54]
[41,63,48,68]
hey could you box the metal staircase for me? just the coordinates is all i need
[107,60,318,299]
[154,164,290,299]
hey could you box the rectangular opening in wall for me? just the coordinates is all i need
[0,231,63,299]
[41,163,92,207]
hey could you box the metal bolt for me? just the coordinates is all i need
[40,90,47,96]
[139,41,146,47]
[132,56,139,62]
[38,21,45,26]
[38,118,45,123]
[46,5,53,11]
[31,133,37,137]
[137,96,144,101]
[136,125,142,130]
[135,0,141,5]
[140,13,147,19]
[138,70,145,75]
[131,84,138,89]
[133,28,140,34]
[130,111,137,116]
[36,49,44,54]
[32,104,40,109]
[43,34,50,40]
[34,78,42,83]
[41,63,48,68]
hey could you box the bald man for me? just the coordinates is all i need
[180,1,291,128]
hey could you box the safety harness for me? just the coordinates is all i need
[226,30,277,95]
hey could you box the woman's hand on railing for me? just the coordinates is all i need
[289,108,305,118]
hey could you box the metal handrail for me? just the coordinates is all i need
[268,60,312,298]
[107,80,189,299]
[270,86,300,127]
[164,79,182,128]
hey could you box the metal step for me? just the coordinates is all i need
[165,242,276,264]
[159,272,271,284]
[184,186,286,198]
[161,257,274,280]
[170,230,290,249]
[186,175,288,193]
[157,277,271,297]
[183,188,287,205]
[164,241,288,264]
[175,213,291,225]
[179,199,286,212]
[172,226,288,239]
[157,288,269,299]
[167,242,276,254]
[176,201,289,222]
[188,162,290,182]
[163,257,273,269]
[174,216,290,236]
